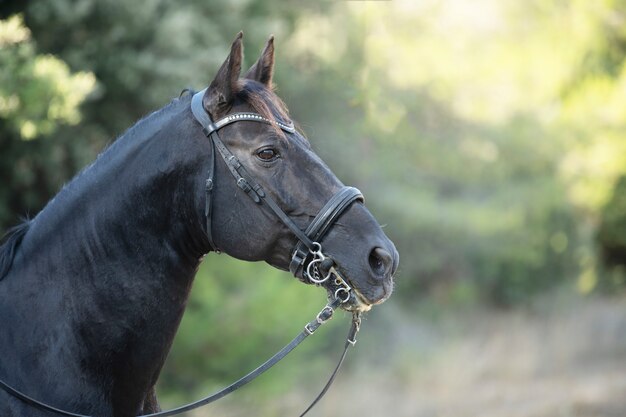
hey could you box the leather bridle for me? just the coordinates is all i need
[191,88,364,303]
[0,89,366,417]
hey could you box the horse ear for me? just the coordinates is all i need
[243,35,274,88]
[203,31,243,115]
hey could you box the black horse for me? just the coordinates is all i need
[0,33,398,417]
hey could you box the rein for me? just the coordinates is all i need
[0,299,361,417]
[0,89,366,416]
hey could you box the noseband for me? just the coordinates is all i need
[190,88,364,303]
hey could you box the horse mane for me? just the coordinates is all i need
[0,220,30,280]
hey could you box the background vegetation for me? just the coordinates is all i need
[2,0,626,415]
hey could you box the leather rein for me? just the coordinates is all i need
[0,89,366,417]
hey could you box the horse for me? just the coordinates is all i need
[0,33,398,417]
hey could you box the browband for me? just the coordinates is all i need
[191,88,295,136]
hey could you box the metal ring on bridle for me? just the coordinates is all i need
[310,242,323,257]
[307,259,331,284]
[306,242,331,284]
[334,287,351,303]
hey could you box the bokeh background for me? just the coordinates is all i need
[2,0,626,416]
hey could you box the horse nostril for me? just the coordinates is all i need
[368,247,393,277]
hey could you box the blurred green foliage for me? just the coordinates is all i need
[0,14,94,228]
[2,0,626,407]
[597,175,626,288]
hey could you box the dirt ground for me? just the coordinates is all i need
[191,293,626,417]
[313,294,626,417]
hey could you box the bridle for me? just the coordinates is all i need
[192,89,364,302]
[0,89,366,417]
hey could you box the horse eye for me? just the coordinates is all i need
[256,148,278,161]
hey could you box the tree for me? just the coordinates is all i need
[0,15,95,230]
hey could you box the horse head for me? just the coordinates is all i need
[198,33,399,311]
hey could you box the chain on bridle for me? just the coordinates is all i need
[0,89,366,417]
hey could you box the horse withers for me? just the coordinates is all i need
[0,33,398,416]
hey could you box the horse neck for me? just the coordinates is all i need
[22,99,209,273]
[6,98,211,412]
